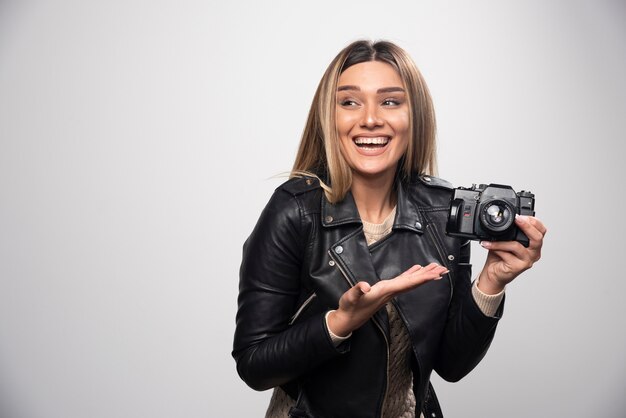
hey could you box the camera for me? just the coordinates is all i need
[446,183,535,247]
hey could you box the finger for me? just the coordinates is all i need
[433,265,449,279]
[399,263,436,279]
[515,215,547,244]
[405,265,448,283]
[383,263,447,295]
[421,262,442,272]
[480,240,531,261]
[402,264,423,275]
[413,263,448,278]
[527,216,548,236]
[489,248,534,274]
[437,265,450,276]
[483,240,535,272]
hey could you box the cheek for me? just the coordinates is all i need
[390,111,410,135]
[391,112,410,153]
[336,111,360,136]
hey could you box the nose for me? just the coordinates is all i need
[360,104,383,129]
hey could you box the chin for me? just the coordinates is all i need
[352,165,397,179]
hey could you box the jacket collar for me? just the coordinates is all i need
[321,180,425,234]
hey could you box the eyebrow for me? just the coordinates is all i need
[337,85,406,93]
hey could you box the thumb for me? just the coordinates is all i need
[355,281,371,294]
[343,281,371,305]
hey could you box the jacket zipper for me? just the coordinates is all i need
[289,292,317,325]
[328,249,390,418]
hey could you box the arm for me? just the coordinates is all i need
[433,240,502,381]
[232,190,344,391]
[434,215,547,381]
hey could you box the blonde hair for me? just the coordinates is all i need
[291,40,437,203]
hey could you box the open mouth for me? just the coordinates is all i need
[353,136,390,149]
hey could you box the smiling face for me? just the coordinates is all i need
[335,60,410,182]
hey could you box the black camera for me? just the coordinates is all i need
[446,184,535,247]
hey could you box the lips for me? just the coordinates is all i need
[353,136,390,148]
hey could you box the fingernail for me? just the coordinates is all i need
[516,214,528,223]
[480,241,491,248]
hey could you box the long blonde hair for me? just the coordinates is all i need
[291,40,437,203]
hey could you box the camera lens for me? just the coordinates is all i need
[486,204,507,225]
[480,200,514,233]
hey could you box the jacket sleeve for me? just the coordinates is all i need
[232,188,346,391]
[433,240,504,382]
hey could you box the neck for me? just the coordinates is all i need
[351,171,396,224]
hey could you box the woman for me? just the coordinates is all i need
[232,40,546,418]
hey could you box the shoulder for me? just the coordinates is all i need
[415,174,454,190]
[273,176,323,217]
[279,175,322,196]
[247,177,320,254]
[246,178,321,246]
[404,174,455,207]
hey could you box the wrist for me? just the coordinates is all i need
[326,309,352,338]
[477,271,506,295]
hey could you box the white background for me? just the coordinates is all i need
[1,1,625,417]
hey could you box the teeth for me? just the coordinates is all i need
[354,137,389,145]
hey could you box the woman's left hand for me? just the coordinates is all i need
[477,215,547,295]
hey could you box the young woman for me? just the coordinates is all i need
[233,40,546,418]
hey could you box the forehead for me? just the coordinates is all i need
[338,61,403,89]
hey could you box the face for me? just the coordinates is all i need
[336,60,410,181]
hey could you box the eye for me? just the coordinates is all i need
[382,98,402,106]
[339,99,360,107]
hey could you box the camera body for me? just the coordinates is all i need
[446,183,535,247]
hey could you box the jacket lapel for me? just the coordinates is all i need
[321,182,428,286]
[322,190,378,285]
[393,180,425,234]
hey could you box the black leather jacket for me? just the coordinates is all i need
[233,174,503,418]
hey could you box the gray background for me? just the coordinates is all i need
[1,0,625,417]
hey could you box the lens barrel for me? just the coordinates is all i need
[479,199,514,233]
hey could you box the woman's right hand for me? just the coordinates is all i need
[326,263,448,337]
